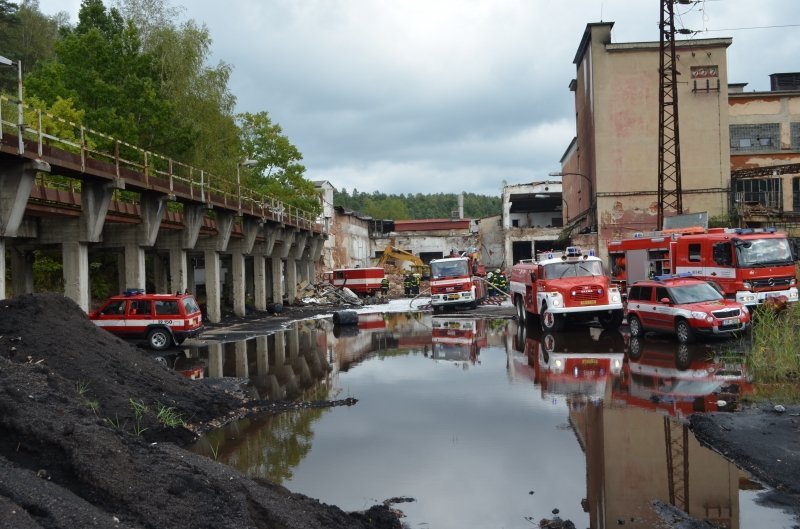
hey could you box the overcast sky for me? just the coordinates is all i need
[36,0,800,196]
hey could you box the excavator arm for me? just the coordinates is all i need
[378,244,431,278]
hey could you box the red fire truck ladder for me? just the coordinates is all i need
[657,0,688,229]
[664,416,690,513]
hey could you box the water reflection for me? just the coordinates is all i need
[187,314,792,528]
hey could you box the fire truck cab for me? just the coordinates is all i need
[429,251,487,312]
[509,247,624,332]
[607,227,798,308]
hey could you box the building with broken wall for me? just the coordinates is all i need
[728,73,800,235]
[501,181,564,270]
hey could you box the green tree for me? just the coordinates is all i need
[238,111,321,216]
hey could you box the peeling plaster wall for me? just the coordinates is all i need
[330,212,370,269]
[477,215,505,269]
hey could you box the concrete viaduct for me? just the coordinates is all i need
[0,99,326,323]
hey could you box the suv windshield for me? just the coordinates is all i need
[735,237,793,267]
[431,260,469,279]
[182,296,200,314]
[668,282,724,304]
[543,260,604,279]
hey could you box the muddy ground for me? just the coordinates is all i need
[1,293,798,528]
[0,293,403,529]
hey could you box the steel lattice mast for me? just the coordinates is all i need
[657,0,683,229]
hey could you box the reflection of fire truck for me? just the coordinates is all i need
[607,227,798,307]
[430,317,487,363]
[429,251,487,312]
[322,267,384,296]
[616,336,753,417]
[509,247,623,332]
[513,325,624,399]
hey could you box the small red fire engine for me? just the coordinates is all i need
[430,317,487,363]
[509,247,624,332]
[607,227,798,307]
[429,250,487,312]
[321,267,385,297]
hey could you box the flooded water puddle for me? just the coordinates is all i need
[188,313,798,528]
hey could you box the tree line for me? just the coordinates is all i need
[0,0,320,215]
[334,188,501,220]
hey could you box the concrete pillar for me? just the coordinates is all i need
[254,255,267,311]
[117,253,126,294]
[153,253,169,293]
[187,255,197,294]
[204,250,222,323]
[10,247,33,296]
[0,159,45,238]
[285,258,297,302]
[0,238,6,300]
[63,240,89,311]
[123,243,146,291]
[273,331,286,366]
[287,325,299,360]
[234,339,249,378]
[169,247,188,294]
[255,335,269,376]
[207,342,224,378]
[231,252,246,317]
[271,257,284,303]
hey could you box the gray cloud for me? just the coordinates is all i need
[38,0,800,196]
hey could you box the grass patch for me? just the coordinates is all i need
[155,403,185,428]
[748,303,800,385]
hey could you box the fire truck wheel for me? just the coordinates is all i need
[675,319,695,344]
[147,327,174,351]
[598,310,623,330]
[628,315,643,337]
[540,305,565,332]
[515,296,527,324]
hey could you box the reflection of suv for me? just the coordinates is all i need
[90,290,203,350]
[626,276,750,343]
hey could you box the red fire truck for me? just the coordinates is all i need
[509,247,624,332]
[321,267,384,297]
[607,227,798,308]
[429,251,487,312]
[430,317,487,363]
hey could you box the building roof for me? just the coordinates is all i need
[573,22,613,65]
[394,218,471,232]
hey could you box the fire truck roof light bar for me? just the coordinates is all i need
[124,289,145,296]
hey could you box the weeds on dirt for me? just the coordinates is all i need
[75,381,89,396]
[105,414,124,430]
[155,403,185,428]
[209,442,221,461]
[129,399,149,436]
[87,399,100,417]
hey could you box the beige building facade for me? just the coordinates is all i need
[561,22,732,261]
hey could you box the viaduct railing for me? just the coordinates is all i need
[0,94,325,233]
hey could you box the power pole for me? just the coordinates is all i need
[657,0,684,229]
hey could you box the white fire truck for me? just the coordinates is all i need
[429,251,487,312]
[509,247,624,332]
[606,227,799,307]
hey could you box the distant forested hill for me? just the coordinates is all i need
[333,189,501,220]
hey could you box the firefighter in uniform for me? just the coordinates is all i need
[380,277,390,297]
[487,270,496,296]
[497,270,508,295]
[411,274,421,295]
[403,274,412,296]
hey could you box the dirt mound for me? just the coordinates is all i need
[0,294,401,529]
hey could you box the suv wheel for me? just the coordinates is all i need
[147,328,173,351]
[675,319,695,344]
[628,314,643,337]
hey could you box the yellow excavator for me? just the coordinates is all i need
[377,243,431,279]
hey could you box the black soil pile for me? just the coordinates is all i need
[0,293,401,529]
